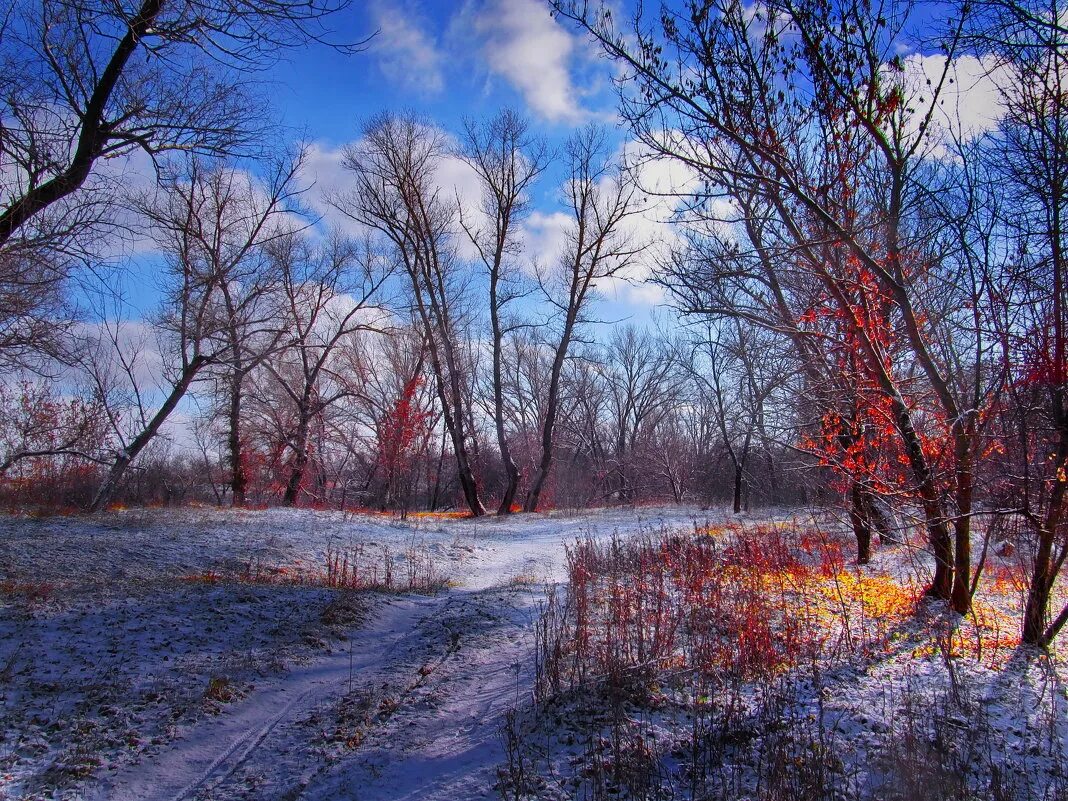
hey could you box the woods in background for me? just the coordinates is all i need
[2,0,1067,644]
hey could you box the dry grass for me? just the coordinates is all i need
[505,519,1065,801]
[180,540,448,595]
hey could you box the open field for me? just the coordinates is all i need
[0,505,1064,801]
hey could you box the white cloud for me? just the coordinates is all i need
[514,137,703,308]
[299,142,366,236]
[471,0,587,123]
[893,53,1012,154]
[520,210,572,273]
[370,0,445,97]
[434,150,488,261]
[602,138,700,299]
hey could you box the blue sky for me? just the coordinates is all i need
[268,0,619,142]
[110,0,689,326]
[112,0,1006,324]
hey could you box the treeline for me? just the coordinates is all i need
[0,314,808,514]
[551,0,1068,644]
[2,0,1067,645]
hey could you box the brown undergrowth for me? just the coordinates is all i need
[501,520,1065,801]
[180,540,449,595]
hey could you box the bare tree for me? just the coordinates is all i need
[554,0,1009,611]
[86,155,302,511]
[349,323,438,513]
[260,232,391,507]
[457,109,548,515]
[602,325,681,503]
[340,113,486,516]
[524,125,644,512]
[153,156,304,507]
[0,379,111,476]
[970,0,1068,644]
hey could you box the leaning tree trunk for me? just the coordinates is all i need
[525,306,583,514]
[524,336,570,513]
[89,356,208,512]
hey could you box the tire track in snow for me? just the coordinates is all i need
[86,597,443,801]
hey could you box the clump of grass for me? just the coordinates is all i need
[181,540,448,595]
[204,675,234,703]
[508,519,1060,801]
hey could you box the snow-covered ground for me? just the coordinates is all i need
[0,504,723,800]
[3,504,1063,801]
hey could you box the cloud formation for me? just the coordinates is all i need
[369,0,445,97]
[894,53,1012,155]
[472,0,587,123]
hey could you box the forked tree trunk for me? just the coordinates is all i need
[283,410,311,507]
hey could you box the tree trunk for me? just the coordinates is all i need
[228,373,248,507]
[283,411,310,507]
[732,459,743,514]
[850,483,873,565]
[89,356,208,512]
[488,283,519,515]
[1023,406,1067,645]
[524,311,578,513]
[950,426,975,614]
[524,330,572,513]
[498,457,520,516]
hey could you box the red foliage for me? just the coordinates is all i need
[379,376,430,472]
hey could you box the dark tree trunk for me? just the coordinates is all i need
[850,484,873,565]
[89,356,208,512]
[283,411,311,507]
[228,373,248,507]
[524,324,573,513]
[732,460,743,514]
[951,426,976,614]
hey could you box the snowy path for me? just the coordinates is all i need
[1,505,718,800]
[301,587,538,801]
[85,599,434,801]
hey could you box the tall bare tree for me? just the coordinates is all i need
[340,113,486,516]
[554,0,1007,611]
[86,155,302,511]
[524,125,644,512]
[457,109,548,515]
[969,0,1068,644]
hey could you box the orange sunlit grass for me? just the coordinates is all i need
[535,519,1040,705]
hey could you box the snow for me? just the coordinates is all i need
[0,504,721,800]
[2,504,1063,800]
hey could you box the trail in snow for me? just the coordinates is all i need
[19,505,722,801]
[86,599,433,801]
